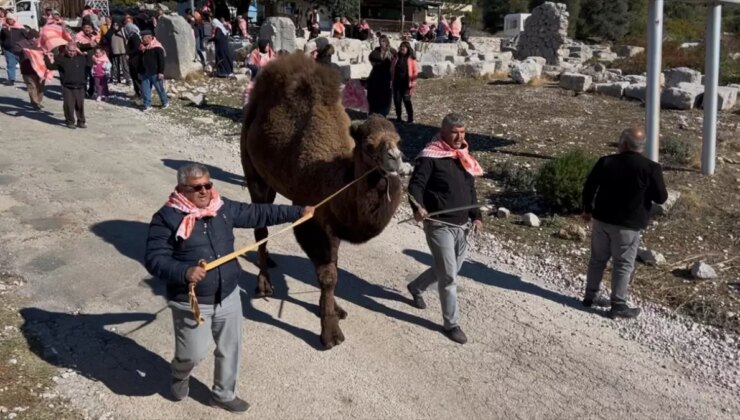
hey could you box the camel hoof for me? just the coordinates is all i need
[335,304,348,320]
[320,316,345,349]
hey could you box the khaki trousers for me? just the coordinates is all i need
[22,74,45,106]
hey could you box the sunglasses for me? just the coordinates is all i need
[182,182,213,192]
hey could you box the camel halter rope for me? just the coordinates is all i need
[188,167,379,325]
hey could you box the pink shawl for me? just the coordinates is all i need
[417,134,484,176]
[165,189,224,240]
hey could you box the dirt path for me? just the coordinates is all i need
[0,80,738,420]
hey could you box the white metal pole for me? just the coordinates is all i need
[645,0,664,162]
[702,2,722,176]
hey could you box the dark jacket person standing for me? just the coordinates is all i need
[581,127,668,319]
[45,43,88,129]
[145,163,313,412]
[406,113,483,344]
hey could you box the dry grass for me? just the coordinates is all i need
[483,71,511,81]
[183,70,207,85]
[0,274,79,418]
[527,76,550,87]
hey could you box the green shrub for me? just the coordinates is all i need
[536,150,597,213]
[496,161,537,193]
[660,137,693,165]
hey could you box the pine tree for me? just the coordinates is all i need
[578,0,629,42]
[627,0,648,38]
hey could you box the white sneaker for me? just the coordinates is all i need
[143,107,153,112]
[162,102,170,109]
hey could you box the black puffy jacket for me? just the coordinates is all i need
[145,197,303,304]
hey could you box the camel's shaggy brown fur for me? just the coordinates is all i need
[240,52,404,348]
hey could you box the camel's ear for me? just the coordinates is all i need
[349,120,364,144]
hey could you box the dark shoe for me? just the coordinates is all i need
[66,122,76,129]
[77,121,86,129]
[211,396,250,413]
[444,326,468,344]
[609,303,641,319]
[171,377,189,401]
[582,295,611,308]
[31,103,41,110]
[407,285,426,309]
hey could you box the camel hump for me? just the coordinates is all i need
[247,52,342,117]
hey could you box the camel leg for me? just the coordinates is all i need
[241,151,277,297]
[295,220,345,348]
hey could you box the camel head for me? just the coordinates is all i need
[350,115,403,176]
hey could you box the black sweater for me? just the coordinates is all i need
[0,27,25,52]
[582,151,668,230]
[44,53,88,88]
[408,157,481,225]
[139,46,165,76]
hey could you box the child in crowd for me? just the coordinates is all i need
[91,46,111,101]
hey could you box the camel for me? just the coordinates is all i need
[240,52,404,348]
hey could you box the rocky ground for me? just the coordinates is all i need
[0,67,739,419]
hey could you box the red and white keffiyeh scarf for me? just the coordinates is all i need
[165,189,224,240]
[417,134,484,177]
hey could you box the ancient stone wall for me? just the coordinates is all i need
[515,2,569,65]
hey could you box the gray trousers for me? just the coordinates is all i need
[585,219,641,305]
[409,221,468,329]
[169,287,242,402]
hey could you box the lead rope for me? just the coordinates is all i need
[189,167,379,324]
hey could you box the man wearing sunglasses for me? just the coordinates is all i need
[145,163,313,412]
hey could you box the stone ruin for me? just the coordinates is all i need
[515,2,569,65]
[155,15,201,79]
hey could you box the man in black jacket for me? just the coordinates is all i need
[406,113,483,344]
[582,127,668,319]
[44,43,88,128]
[145,163,312,412]
[0,13,25,85]
[138,30,169,111]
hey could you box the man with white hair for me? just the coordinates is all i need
[581,127,668,319]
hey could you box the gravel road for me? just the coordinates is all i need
[0,79,738,420]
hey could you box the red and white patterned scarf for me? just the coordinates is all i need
[417,134,484,177]
[165,189,224,240]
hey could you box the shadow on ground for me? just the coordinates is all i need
[403,249,593,313]
[239,252,442,349]
[161,158,244,187]
[89,219,149,266]
[0,94,65,126]
[19,308,212,405]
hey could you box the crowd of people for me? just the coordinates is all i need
[1,6,172,126]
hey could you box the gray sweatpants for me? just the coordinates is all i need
[169,287,242,403]
[408,220,469,329]
[585,219,641,305]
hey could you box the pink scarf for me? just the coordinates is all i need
[141,38,164,51]
[417,134,484,177]
[23,48,55,81]
[40,23,72,53]
[75,31,99,44]
[165,189,224,240]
